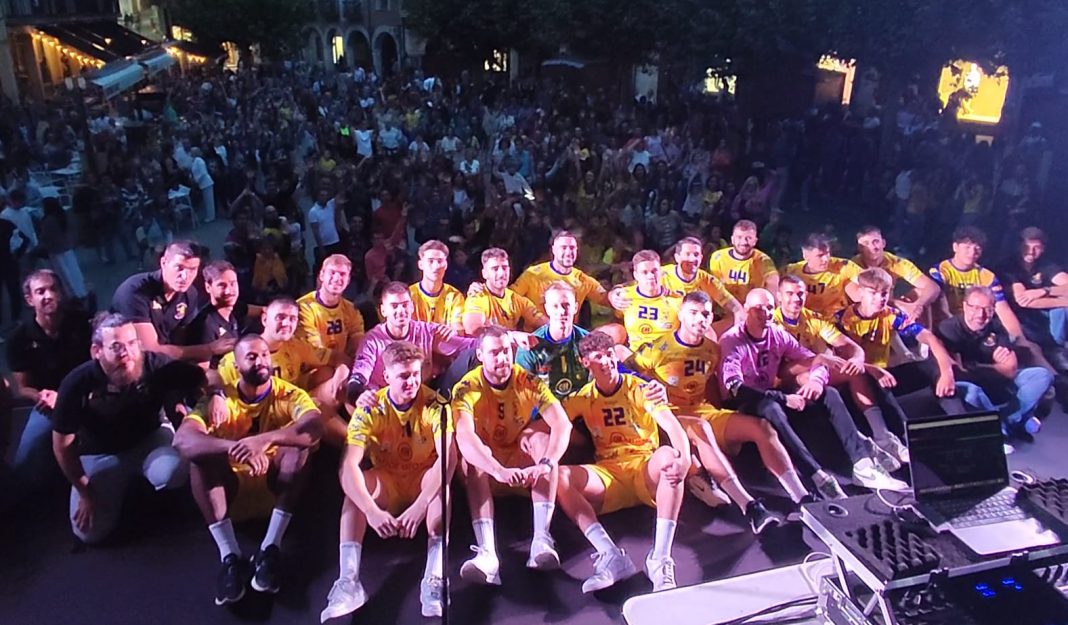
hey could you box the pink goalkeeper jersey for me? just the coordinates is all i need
[718,323,828,396]
[351,320,476,391]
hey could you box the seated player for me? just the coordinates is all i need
[853,226,940,322]
[174,335,321,605]
[660,236,743,332]
[937,286,1053,442]
[297,254,365,361]
[451,326,573,584]
[557,331,691,592]
[187,260,253,369]
[612,250,683,351]
[707,219,780,302]
[215,298,349,444]
[929,227,1022,333]
[512,230,613,320]
[410,240,465,334]
[835,268,968,468]
[785,233,862,318]
[463,248,547,334]
[774,276,867,368]
[515,281,591,399]
[719,290,908,496]
[321,342,455,621]
[997,227,1068,372]
[635,291,813,533]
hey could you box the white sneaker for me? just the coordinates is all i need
[644,553,677,592]
[876,433,910,465]
[581,548,637,594]
[852,458,909,492]
[813,471,847,500]
[870,440,902,473]
[420,575,445,617]
[686,474,731,508]
[459,547,501,585]
[320,577,367,622]
[527,534,561,570]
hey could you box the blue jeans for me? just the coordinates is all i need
[955,367,1052,431]
[1050,307,1067,345]
[12,408,60,493]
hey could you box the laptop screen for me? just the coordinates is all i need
[906,412,1007,499]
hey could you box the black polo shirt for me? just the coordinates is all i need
[187,301,249,367]
[936,315,1012,367]
[112,271,201,346]
[7,308,93,391]
[997,256,1065,345]
[52,352,206,455]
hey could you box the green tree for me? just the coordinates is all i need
[172,0,314,60]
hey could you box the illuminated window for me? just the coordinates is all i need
[171,26,193,42]
[703,68,736,96]
[937,60,1010,125]
[817,54,857,106]
[484,49,508,73]
[331,35,344,63]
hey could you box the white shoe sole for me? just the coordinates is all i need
[460,560,501,585]
[320,597,366,623]
[526,550,561,570]
[582,559,637,593]
[250,577,279,594]
[214,586,246,606]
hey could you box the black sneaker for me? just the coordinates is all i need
[745,499,784,535]
[215,554,250,606]
[250,545,282,594]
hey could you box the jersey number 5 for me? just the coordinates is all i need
[602,407,625,427]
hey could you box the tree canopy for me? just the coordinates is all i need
[173,0,314,60]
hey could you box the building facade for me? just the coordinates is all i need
[300,0,413,78]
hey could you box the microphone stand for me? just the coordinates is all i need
[439,399,450,625]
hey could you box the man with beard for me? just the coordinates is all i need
[512,231,612,320]
[660,236,743,332]
[463,248,547,334]
[707,220,780,302]
[187,260,251,368]
[7,270,92,496]
[112,240,236,362]
[175,334,322,605]
[215,298,349,446]
[409,240,465,333]
[297,254,365,360]
[51,313,206,544]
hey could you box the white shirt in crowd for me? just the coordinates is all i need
[1,204,37,252]
[308,199,341,247]
[355,129,374,157]
[379,126,402,150]
[459,158,480,176]
[190,156,214,190]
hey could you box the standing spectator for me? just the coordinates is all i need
[308,188,343,265]
[38,197,88,301]
[190,147,216,223]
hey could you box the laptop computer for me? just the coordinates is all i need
[906,411,1058,556]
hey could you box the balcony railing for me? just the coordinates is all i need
[341,0,361,21]
[4,0,119,20]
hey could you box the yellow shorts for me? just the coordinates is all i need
[673,403,735,450]
[487,444,533,498]
[229,465,276,522]
[587,455,655,515]
[374,469,427,515]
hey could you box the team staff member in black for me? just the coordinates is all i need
[52,313,207,544]
[187,260,260,368]
[112,240,235,362]
[7,270,92,496]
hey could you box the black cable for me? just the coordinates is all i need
[707,596,818,625]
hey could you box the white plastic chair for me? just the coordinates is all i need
[169,185,198,231]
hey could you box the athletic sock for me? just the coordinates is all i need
[863,407,891,444]
[583,522,618,555]
[532,502,555,538]
[777,469,809,503]
[339,542,362,580]
[208,519,240,561]
[425,536,445,579]
[718,475,755,512]
[650,518,677,561]
[260,508,293,550]
[472,518,497,557]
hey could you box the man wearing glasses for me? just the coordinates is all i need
[51,313,207,544]
[936,286,1054,445]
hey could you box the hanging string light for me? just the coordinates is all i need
[31,30,106,68]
